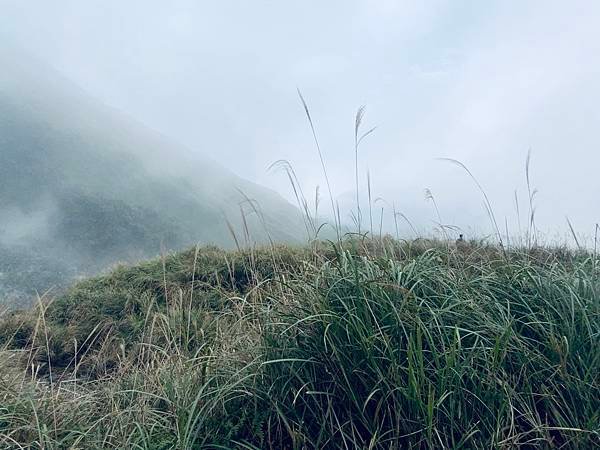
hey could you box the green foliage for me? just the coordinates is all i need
[0,239,598,449]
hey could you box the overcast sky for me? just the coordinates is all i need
[2,0,599,242]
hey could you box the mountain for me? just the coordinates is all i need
[0,44,305,305]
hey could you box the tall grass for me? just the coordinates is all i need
[353,106,376,235]
[1,97,598,449]
[297,90,340,241]
[0,240,598,449]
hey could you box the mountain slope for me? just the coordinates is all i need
[0,45,304,304]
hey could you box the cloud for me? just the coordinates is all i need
[2,0,598,239]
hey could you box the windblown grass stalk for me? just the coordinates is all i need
[525,149,538,249]
[424,188,449,243]
[0,239,598,449]
[354,106,376,235]
[567,216,582,250]
[268,160,318,240]
[397,210,419,239]
[438,158,505,252]
[297,89,340,241]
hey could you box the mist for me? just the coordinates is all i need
[1,4,600,444]
[2,0,598,241]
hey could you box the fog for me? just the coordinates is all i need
[2,0,599,241]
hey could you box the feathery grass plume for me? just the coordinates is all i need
[424,188,448,242]
[354,106,376,235]
[297,89,340,240]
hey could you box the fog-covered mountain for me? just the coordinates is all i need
[0,45,304,305]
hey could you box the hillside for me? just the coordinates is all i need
[0,45,304,305]
[0,239,598,448]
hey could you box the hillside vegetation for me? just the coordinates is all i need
[1,238,598,449]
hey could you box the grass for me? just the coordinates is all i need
[1,93,598,448]
[3,52,598,448]
[0,238,598,449]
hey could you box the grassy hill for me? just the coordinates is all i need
[0,238,598,448]
[0,46,305,305]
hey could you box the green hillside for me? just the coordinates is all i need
[0,47,304,304]
[0,239,598,448]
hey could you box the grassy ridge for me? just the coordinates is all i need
[0,239,599,448]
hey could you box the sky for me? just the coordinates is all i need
[2,0,599,242]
